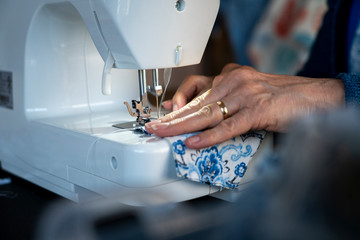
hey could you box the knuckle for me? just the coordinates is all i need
[213,75,223,86]
[239,65,255,72]
[231,66,256,80]
[171,117,185,125]
[188,96,202,108]
[184,75,204,85]
[166,111,178,121]
[230,68,247,80]
[205,133,217,144]
[220,118,238,134]
[189,90,209,108]
[198,105,214,118]
[222,63,240,72]
[183,75,196,83]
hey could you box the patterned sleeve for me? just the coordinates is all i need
[297,0,350,78]
[337,73,360,105]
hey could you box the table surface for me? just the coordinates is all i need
[0,166,61,240]
[0,165,227,240]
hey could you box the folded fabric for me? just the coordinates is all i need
[166,131,266,189]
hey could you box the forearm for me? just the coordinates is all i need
[277,75,345,113]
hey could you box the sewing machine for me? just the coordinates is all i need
[0,0,269,204]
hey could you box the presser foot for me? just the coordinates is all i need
[112,117,151,130]
[112,119,153,135]
[112,100,152,130]
[112,121,142,130]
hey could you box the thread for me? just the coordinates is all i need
[158,68,172,116]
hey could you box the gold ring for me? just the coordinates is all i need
[216,101,229,120]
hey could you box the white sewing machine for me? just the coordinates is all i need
[0,0,269,204]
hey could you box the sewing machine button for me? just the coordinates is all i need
[175,45,183,66]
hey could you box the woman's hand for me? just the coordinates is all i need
[146,64,345,149]
[161,75,213,111]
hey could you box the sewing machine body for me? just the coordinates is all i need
[0,0,228,203]
[0,0,272,204]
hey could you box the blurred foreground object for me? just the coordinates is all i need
[37,108,360,240]
[226,108,360,239]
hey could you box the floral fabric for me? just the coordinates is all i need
[167,131,266,189]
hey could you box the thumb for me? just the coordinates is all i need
[161,100,173,110]
[172,92,188,111]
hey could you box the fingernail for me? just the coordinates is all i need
[149,119,161,125]
[145,120,160,128]
[173,104,178,111]
[186,135,200,145]
[151,122,169,131]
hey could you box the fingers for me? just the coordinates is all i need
[161,75,213,111]
[145,65,264,149]
[160,76,238,123]
[171,91,188,111]
[162,89,213,121]
[146,76,244,136]
[185,110,253,149]
[171,75,213,110]
[158,86,234,129]
[145,101,225,136]
[161,100,173,110]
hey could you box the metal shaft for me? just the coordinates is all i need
[138,69,147,102]
[152,69,161,118]
[152,69,159,89]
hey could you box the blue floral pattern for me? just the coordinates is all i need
[173,140,186,155]
[235,162,247,177]
[168,131,266,189]
[173,139,187,166]
[196,147,223,184]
